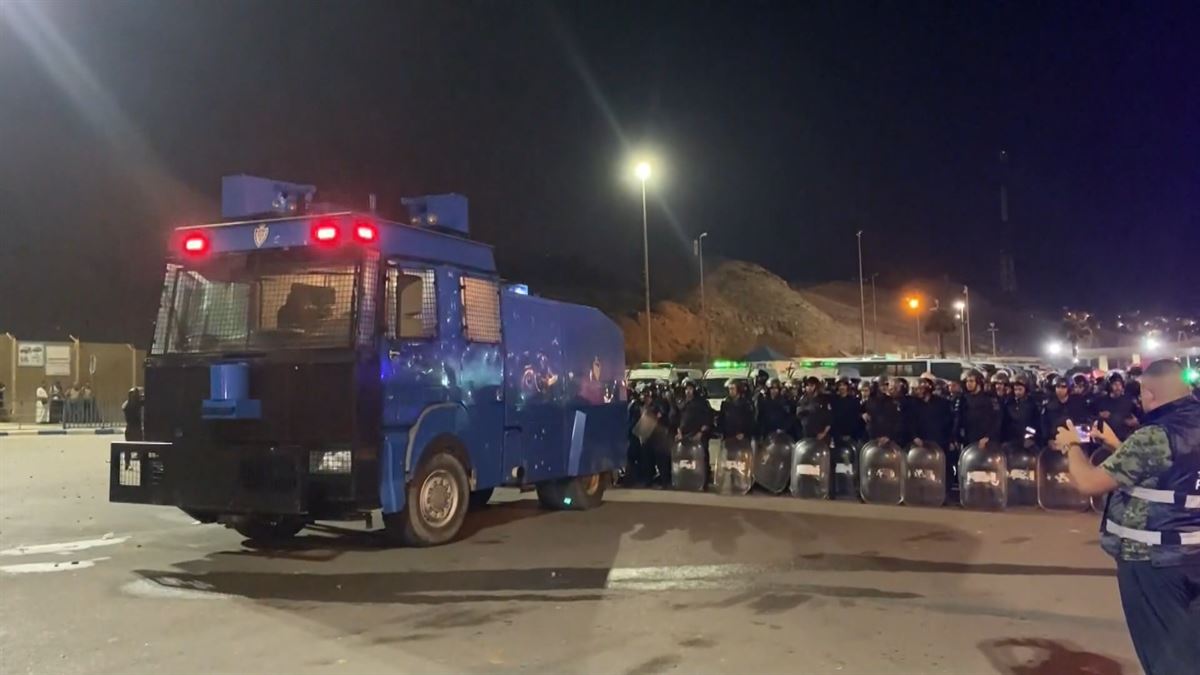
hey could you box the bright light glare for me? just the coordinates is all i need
[635,161,652,181]
[906,297,920,310]
[1046,341,1063,356]
[1143,336,1161,351]
[953,300,966,311]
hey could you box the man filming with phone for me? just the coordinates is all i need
[1052,359,1200,675]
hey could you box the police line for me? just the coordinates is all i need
[627,433,1104,512]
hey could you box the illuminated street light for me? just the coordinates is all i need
[1143,336,1161,352]
[635,161,652,182]
[1046,340,1063,356]
[904,297,922,353]
[953,300,966,311]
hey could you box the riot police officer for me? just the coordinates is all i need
[890,378,916,447]
[829,378,863,443]
[675,378,714,485]
[959,369,1001,448]
[1042,375,1091,442]
[912,377,953,450]
[863,376,902,443]
[1001,377,1040,446]
[676,379,713,442]
[718,379,756,441]
[1094,373,1140,442]
[794,377,832,439]
[756,377,793,437]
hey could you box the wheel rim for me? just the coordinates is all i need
[419,469,459,528]
[583,473,601,495]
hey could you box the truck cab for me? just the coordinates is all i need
[110,176,627,545]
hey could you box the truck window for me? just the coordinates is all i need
[387,267,437,339]
[159,249,359,354]
[460,276,501,343]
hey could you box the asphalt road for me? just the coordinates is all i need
[0,436,1139,675]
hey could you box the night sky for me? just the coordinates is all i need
[1,1,1197,344]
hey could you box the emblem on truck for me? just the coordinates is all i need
[253,223,269,248]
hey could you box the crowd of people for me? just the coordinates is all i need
[34,380,101,424]
[624,365,1172,488]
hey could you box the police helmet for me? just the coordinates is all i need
[1106,371,1125,385]
[990,371,1010,384]
[767,377,782,390]
[681,377,698,390]
[804,376,822,388]
[962,368,984,383]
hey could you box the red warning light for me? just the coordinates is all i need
[182,233,209,255]
[352,219,378,243]
[311,218,340,245]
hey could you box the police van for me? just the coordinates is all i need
[109,175,627,546]
[627,363,702,390]
[700,360,784,410]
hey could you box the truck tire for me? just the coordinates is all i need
[230,516,305,542]
[536,472,609,511]
[469,487,495,510]
[385,450,469,547]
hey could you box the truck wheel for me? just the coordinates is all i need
[536,472,609,511]
[469,487,495,510]
[386,450,469,547]
[230,516,306,542]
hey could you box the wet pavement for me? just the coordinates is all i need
[1,436,1139,674]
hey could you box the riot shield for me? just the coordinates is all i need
[1088,446,1113,513]
[903,442,946,507]
[1037,448,1089,511]
[831,442,859,501]
[671,438,708,492]
[755,432,795,494]
[859,440,904,505]
[1003,442,1039,508]
[790,438,832,499]
[959,443,1008,510]
[715,437,754,495]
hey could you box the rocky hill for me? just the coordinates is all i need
[612,260,1057,363]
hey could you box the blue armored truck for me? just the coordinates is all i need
[110,175,627,546]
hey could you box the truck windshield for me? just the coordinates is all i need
[156,249,362,354]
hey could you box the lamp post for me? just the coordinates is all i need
[869,273,879,353]
[636,161,652,361]
[987,322,998,357]
[963,285,972,358]
[954,299,967,357]
[906,297,922,354]
[695,232,709,364]
[856,231,866,355]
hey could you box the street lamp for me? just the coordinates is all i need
[1046,340,1063,356]
[905,296,922,354]
[856,231,866,355]
[635,161,653,360]
[953,300,967,356]
[694,232,709,364]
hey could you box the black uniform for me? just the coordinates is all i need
[895,394,917,447]
[830,393,864,441]
[757,393,794,437]
[863,394,902,442]
[1001,394,1040,445]
[796,394,832,439]
[1041,393,1091,441]
[960,391,1001,445]
[718,396,756,439]
[1093,393,1138,441]
[912,395,953,450]
[678,396,712,437]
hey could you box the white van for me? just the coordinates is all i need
[628,362,703,390]
[700,361,783,410]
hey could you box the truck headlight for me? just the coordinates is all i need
[309,449,352,474]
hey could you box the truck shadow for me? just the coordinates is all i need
[128,496,1110,671]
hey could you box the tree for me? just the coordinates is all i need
[925,307,959,358]
[1061,311,1098,359]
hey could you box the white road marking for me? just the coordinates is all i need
[120,577,232,601]
[605,563,767,590]
[0,534,128,557]
[1,557,110,575]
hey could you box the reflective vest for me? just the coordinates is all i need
[1102,395,1200,561]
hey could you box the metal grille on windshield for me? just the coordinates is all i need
[161,250,360,354]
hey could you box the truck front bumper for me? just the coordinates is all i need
[109,442,366,517]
